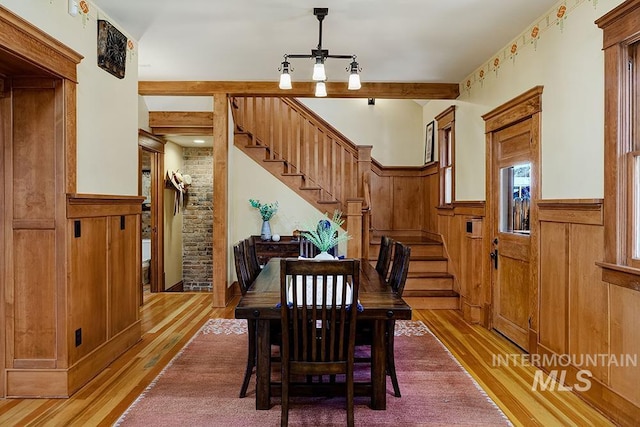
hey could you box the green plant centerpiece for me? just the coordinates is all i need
[249,199,278,221]
[249,199,278,240]
[301,210,350,258]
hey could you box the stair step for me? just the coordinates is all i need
[317,199,340,205]
[282,172,304,177]
[405,244,443,257]
[403,290,459,310]
[300,186,321,191]
[370,237,443,257]
[405,272,454,291]
[408,256,448,273]
[263,159,285,163]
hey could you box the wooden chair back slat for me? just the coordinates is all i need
[279,258,360,426]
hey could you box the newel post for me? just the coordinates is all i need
[356,145,372,198]
[346,199,364,258]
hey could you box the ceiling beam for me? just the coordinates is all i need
[149,111,213,127]
[150,126,213,136]
[139,81,460,99]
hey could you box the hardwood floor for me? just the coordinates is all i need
[0,293,615,426]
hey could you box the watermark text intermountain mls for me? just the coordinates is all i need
[492,353,638,391]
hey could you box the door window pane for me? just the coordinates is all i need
[499,163,531,234]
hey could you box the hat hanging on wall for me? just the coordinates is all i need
[166,170,192,215]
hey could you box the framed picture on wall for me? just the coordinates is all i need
[97,19,127,79]
[424,121,435,163]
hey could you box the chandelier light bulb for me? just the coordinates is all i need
[315,81,327,97]
[312,62,326,81]
[279,72,292,90]
[348,73,361,90]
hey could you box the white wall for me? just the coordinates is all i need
[2,0,139,196]
[422,0,626,201]
[299,98,424,166]
[164,142,184,289]
[230,147,326,248]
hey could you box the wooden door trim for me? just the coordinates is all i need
[138,130,165,294]
[483,87,543,349]
[482,86,543,132]
[0,6,82,82]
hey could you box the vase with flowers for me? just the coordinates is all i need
[301,210,350,259]
[249,199,278,240]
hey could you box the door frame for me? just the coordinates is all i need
[482,86,543,352]
[138,129,165,295]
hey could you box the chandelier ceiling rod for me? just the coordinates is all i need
[278,8,362,96]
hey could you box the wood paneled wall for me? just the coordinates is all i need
[370,161,438,235]
[6,196,144,398]
[437,203,486,324]
[537,199,640,426]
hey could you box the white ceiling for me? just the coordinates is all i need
[93,0,560,146]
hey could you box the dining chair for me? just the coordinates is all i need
[298,236,319,258]
[279,258,360,427]
[374,235,395,280]
[234,242,252,296]
[234,242,256,398]
[243,238,261,282]
[235,241,282,398]
[385,241,411,397]
[354,240,411,398]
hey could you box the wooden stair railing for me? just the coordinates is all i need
[230,96,372,256]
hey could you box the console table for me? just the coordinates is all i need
[250,235,299,265]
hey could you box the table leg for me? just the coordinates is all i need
[371,319,387,410]
[255,319,271,409]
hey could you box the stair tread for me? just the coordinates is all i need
[282,173,304,177]
[371,236,440,245]
[318,200,339,204]
[300,186,321,190]
[406,271,453,278]
[404,290,459,297]
[263,159,285,163]
[410,255,448,261]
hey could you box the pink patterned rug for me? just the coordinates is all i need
[116,319,510,426]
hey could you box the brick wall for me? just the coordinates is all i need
[182,147,213,291]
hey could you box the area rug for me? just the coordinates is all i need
[115,319,511,426]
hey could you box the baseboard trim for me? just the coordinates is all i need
[165,281,184,292]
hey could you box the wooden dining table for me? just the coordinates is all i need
[234,258,412,410]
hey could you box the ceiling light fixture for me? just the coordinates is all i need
[278,8,362,96]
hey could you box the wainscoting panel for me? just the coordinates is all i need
[539,221,568,355]
[538,199,640,424]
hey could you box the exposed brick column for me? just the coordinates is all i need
[182,147,213,291]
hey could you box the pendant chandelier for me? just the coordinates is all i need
[278,8,362,97]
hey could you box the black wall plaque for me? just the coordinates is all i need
[97,19,127,79]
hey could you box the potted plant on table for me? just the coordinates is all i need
[249,199,278,241]
[301,210,350,259]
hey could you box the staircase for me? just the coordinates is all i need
[370,235,459,309]
[232,96,460,309]
[231,96,370,218]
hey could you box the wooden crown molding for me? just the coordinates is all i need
[139,81,460,99]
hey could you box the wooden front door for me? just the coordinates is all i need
[483,87,542,352]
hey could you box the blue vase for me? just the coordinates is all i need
[261,220,272,241]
